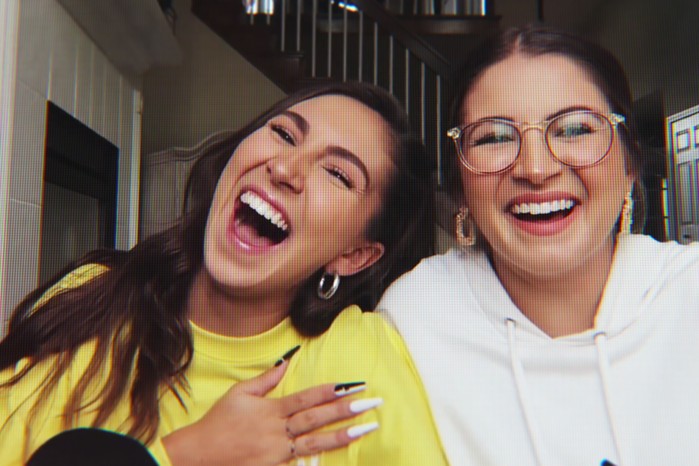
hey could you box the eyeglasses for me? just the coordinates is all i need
[447,110,626,175]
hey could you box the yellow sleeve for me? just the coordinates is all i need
[31,263,109,310]
[148,439,174,466]
[0,361,171,466]
[0,263,172,466]
[355,313,449,465]
[280,307,448,465]
[0,345,96,465]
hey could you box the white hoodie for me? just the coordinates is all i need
[378,235,699,466]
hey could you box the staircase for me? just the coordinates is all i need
[191,0,499,239]
[181,0,672,245]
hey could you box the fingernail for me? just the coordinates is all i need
[347,421,379,439]
[334,381,366,397]
[349,397,383,414]
[274,345,301,367]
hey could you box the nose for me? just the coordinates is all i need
[510,128,563,185]
[266,150,307,193]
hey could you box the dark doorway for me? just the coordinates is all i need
[633,91,668,242]
[39,102,119,284]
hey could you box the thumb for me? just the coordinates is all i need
[236,345,300,397]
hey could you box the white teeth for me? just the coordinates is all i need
[240,191,288,231]
[510,199,576,216]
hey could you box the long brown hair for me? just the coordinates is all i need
[0,81,435,443]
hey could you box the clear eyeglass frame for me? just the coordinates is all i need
[446,111,626,175]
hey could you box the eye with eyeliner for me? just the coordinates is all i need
[473,134,511,146]
[324,165,354,189]
[270,122,296,146]
[555,123,594,138]
[471,129,516,147]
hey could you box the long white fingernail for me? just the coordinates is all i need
[347,421,379,439]
[349,398,383,414]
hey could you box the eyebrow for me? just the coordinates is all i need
[326,146,371,189]
[279,110,371,189]
[279,110,309,135]
[472,105,600,124]
[545,105,597,120]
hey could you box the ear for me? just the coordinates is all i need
[325,242,385,277]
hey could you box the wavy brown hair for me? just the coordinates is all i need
[0,81,435,443]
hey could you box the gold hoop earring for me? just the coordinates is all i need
[619,189,634,235]
[455,206,476,247]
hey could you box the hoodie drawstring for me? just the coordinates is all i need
[506,318,547,466]
[594,332,629,466]
[506,320,629,466]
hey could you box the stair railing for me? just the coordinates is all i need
[244,0,493,183]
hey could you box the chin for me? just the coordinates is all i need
[497,243,577,278]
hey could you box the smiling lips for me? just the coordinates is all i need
[230,190,291,250]
[507,194,579,236]
[510,199,576,216]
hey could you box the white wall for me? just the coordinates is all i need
[0,0,142,333]
[0,0,21,324]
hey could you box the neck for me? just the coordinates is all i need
[186,268,294,337]
[492,238,616,338]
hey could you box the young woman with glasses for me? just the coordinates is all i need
[379,25,699,466]
[0,82,447,466]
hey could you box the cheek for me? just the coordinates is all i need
[461,172,495,212]
[227,133,269,172]
[306,181,351,228]
[585,152,632,198]
[210,159,238,210]
[307,185,379,241]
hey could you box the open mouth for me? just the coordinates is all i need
[509,199,577,222]
[233,191,290,248]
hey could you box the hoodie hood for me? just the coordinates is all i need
[379,234,699,466]
[465,234,696,466]
[466,234,687,345]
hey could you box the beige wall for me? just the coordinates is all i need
[141,0,286,156]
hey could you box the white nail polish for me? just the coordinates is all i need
[349,397,383,414]
[347,421,379,439]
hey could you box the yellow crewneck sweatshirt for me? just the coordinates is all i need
[0,265,447,465]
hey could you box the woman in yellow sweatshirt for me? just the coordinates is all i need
[0,82,446,466]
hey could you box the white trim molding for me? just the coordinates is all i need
[128,89,143,249]
[0,0,20,329]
